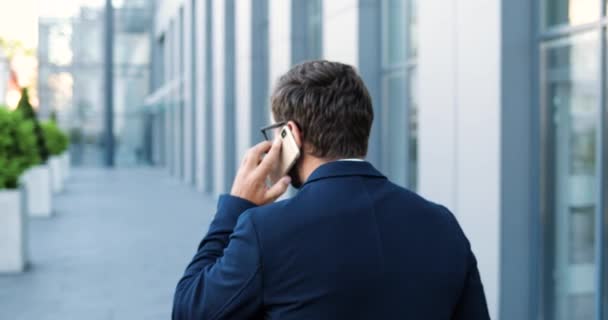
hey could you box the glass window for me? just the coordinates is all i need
[542,31,599,320]
[291,0,322,64]
[382,0,406,66]
[408,67,418,189]
[384,71,408,186]
[543,0,600,28]
[306,0,323,59]
[381,0,417,190]
[159,37,164,91]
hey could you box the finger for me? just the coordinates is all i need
[244,140,272,169]
[257,138,282,174]
[264,176,291,203]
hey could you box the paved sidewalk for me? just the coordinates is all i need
[0,168,217,320]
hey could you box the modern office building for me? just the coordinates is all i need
[38,1,152,166]
[145,0,607,319]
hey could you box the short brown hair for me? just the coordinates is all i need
[271,60,374,159]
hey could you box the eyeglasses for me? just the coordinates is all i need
[260,121,287,141]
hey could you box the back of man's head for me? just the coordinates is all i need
[271,60,374,159]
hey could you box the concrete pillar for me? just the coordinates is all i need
[418,0,501,318]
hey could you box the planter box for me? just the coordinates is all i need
[23,165,53,217]
[0,188,28,273]
[61,152,70,182]
[49,156,63,193]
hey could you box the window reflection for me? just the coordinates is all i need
[383,0,406,66]
[543,31,599,320]
[384,71,408,186]
[408,67,418,189]
[543,0,599,28]
[380,0,417,190]
[306,0,323,59]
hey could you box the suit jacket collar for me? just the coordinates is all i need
[302,160,386,187]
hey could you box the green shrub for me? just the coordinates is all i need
[0,108,41,189]
[41,121,69,156]
[15,88,49,162]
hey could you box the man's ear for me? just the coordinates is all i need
[287,121,302,148]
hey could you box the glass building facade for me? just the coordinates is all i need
[38,0,152,167]
[141,0,607,319]
[34,0,604,318]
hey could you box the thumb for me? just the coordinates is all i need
[264,176,291,203]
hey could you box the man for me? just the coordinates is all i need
[173,60,490,319]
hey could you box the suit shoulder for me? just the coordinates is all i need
[245,197,294,224]
[425,200,470,245]
[381,180,467,238]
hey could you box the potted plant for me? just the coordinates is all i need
[14,88,53,217]
[0,108,39,272]
[42,120,68,193]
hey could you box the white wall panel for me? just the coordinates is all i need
[155,0,185,37]
[419,0,501,317]
[418,0,458,209]
[235,0,253,164]
[454,0,501,317]
[322,0,358,65]
[269,0,291,97]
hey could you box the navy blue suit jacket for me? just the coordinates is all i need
[173,161,490,319]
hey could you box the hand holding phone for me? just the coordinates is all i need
[230,139,291,205]
[269,125,301,184]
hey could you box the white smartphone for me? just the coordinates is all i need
[269,125,301,184]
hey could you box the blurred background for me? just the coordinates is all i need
[0,0,606,319]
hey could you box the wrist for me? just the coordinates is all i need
[218,194,258,214]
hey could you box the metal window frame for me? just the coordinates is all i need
[290,0,323,64]
[224,0,237,191]
[251,0,270,145]
[358,0,382,168]
[499,0,539,318]
[204,0,214,193]
[191,0,197,185]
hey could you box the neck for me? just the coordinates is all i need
[298,156,330,183]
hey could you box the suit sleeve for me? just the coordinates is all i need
[172,195,264,320]
[451,248,491,320]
